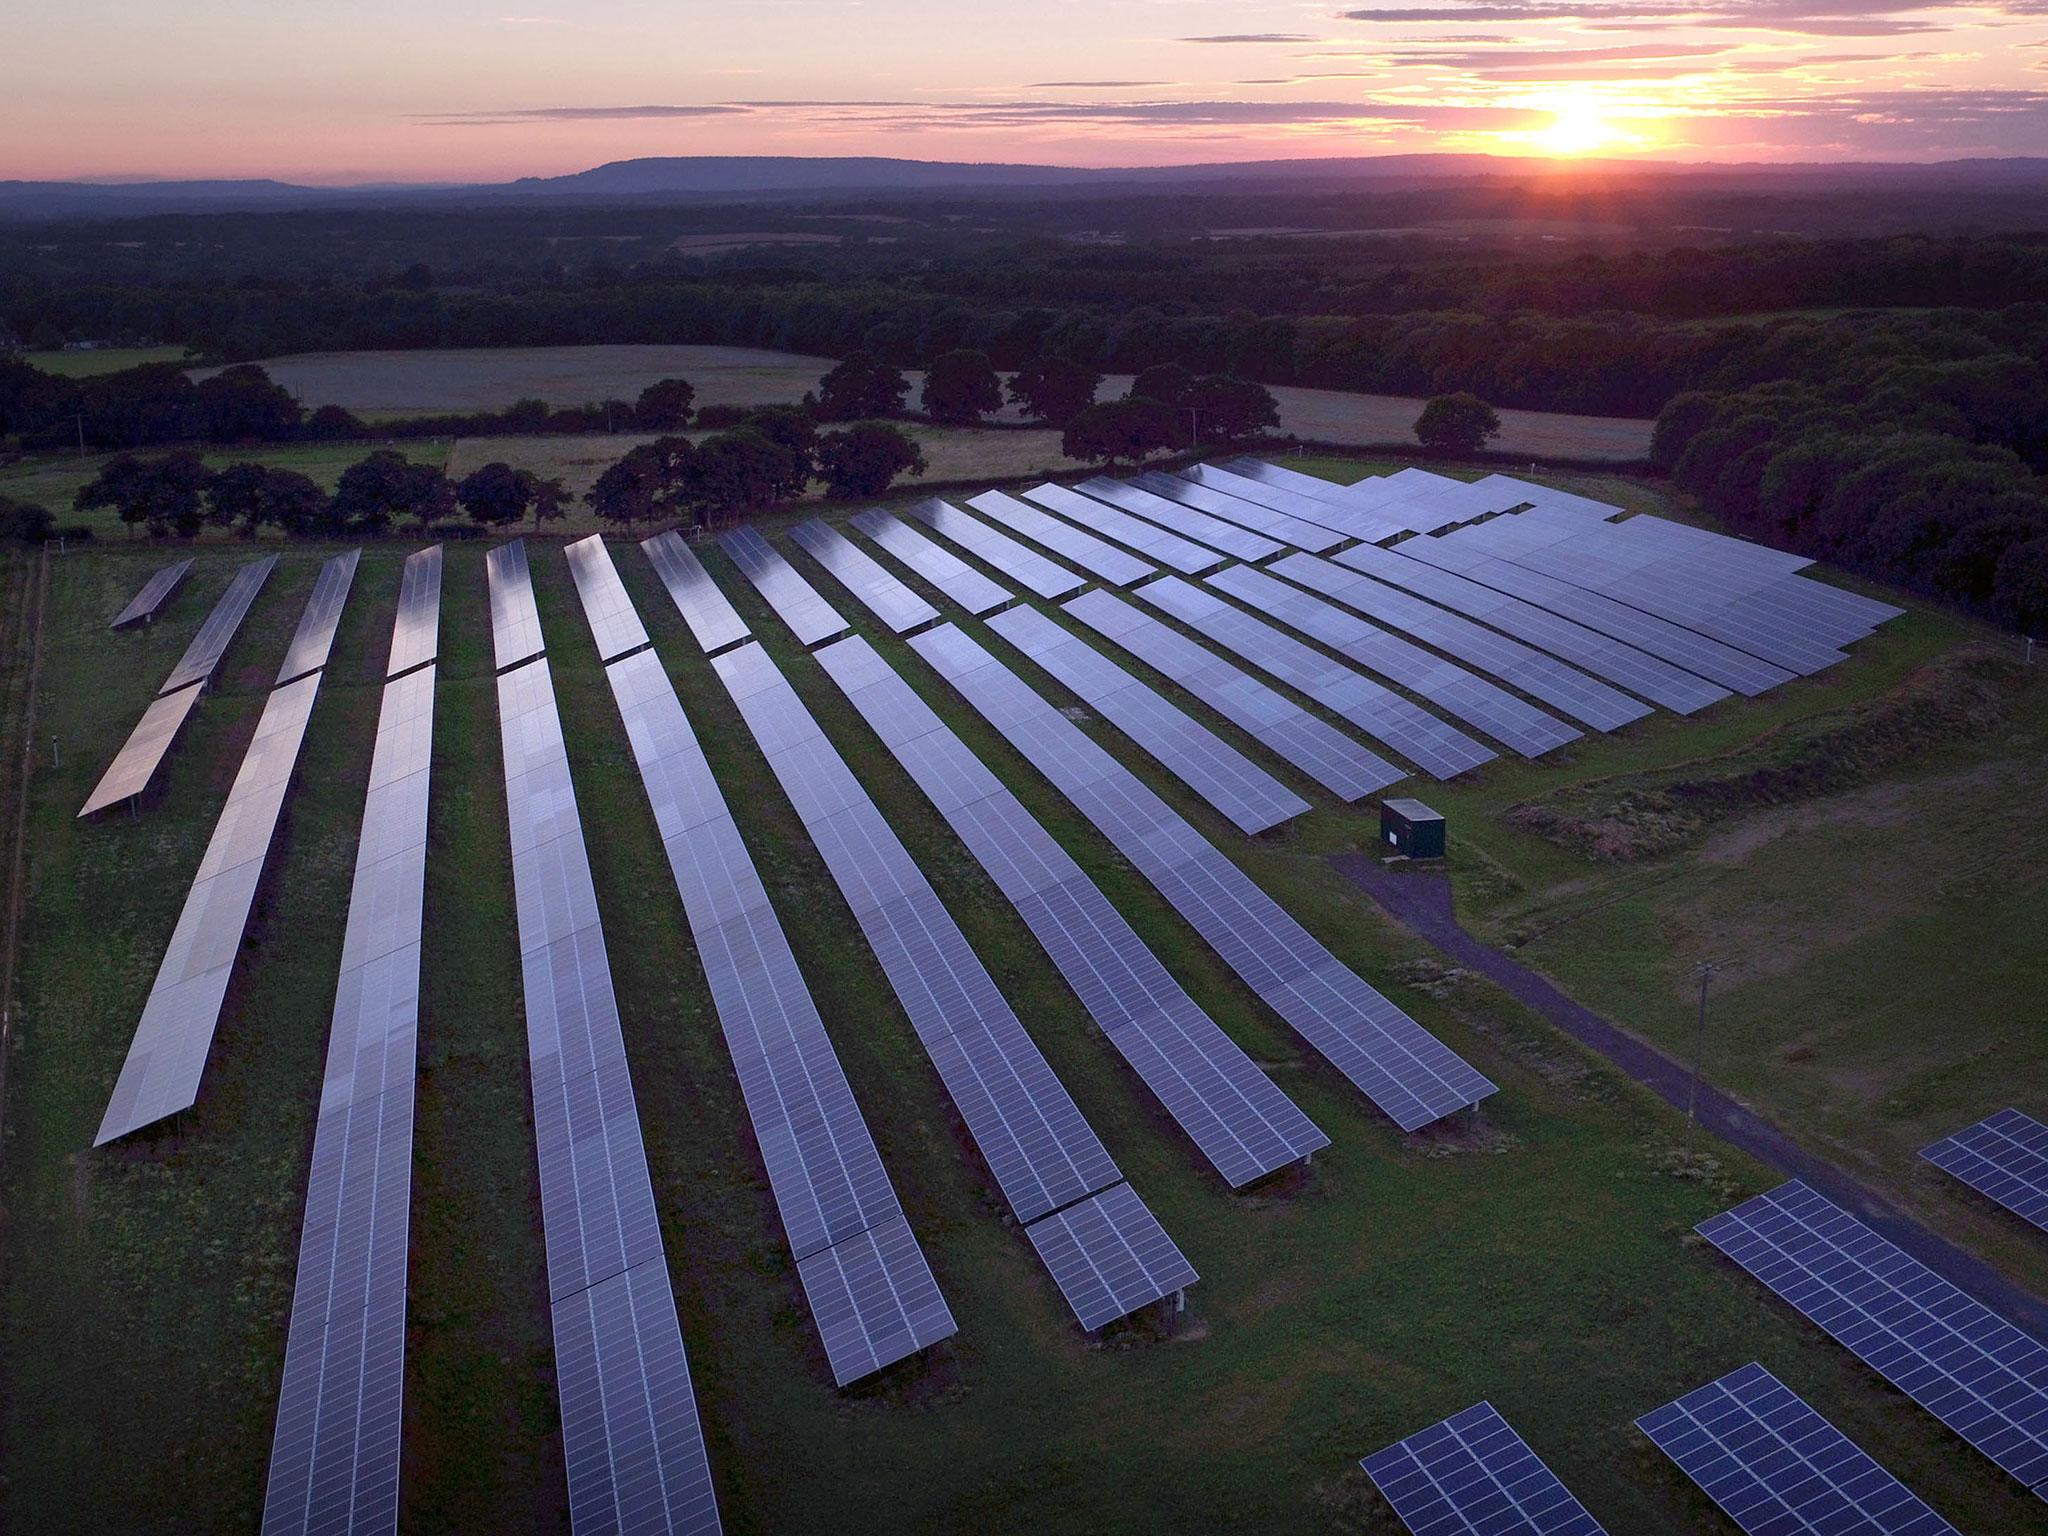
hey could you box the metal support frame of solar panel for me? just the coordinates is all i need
[1392,537,1793,696]
[159,553,278,695]
[814,634,1327,1188]
[261,641,436,1536]
[1637,1361,1959,1536]
[563,535,652,662]
[850,508,1016,616]
[275,548,362,686]
[1697,1179,2048,1497]
[386,545,445,679]
[788,518,939,634]
[493,654,723,1533]
[1923,1108,2048,1233]
[112,557,193,628]
[1063,588,1402,801]
[1018,482,1225,574]
[1176,463,1412,545]
[964,489,1160,588]
[486,540,546,673]
[642,530,752,653]
[906,497,1087,600]
[1208,563,1580,759]
[709,640,1195,1330]
[1137,575,1495,780]
[1334,542,1730,715]
[716,524,850,647]
[1069,477,1286,564]
[1360,1401,1609,1536]
[908,622,1497,1132]
[984,604,1310,835]
[584,636,953,1387]
[1269,553,1650,732]
[1129,471,1347,553]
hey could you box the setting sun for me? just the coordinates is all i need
[1533,97,1624,156]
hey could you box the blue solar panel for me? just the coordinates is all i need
[965,489,1157,586]
[717,526,849,646]
[1361,1401,1608,1536]
[1699,1181,2048,1497]
[851,509,1015,616]
[1638,1362,1959,1536]
[1923,1109,2048,1232]
[112,557,193,629]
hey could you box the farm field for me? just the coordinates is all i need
[2,476,2043,1534]
[21,346,194,378]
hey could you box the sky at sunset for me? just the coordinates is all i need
[8,0,2048,183]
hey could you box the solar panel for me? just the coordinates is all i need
[1021,1182,1198,1331]
[95,671,324,1145]
[563,535,651,662]
[641,530,752,654]
[850,509,1015,616]
[261,662,434,1536]
[1130,471,1345,553]
[1019,483,1225,574]
[494,653,724,1530]
[906,623,1497,1132]
[78,682,204,817]
[161,554,278,694]
[275,549,362,686]
[815,635,1328,1188]
[789,519,939,633]
[591,641,953,1383]
[986,604,1310,834]
[716,525,850,645]
[1136,576,1496,780]
[1699,1180,2048,1495]
[1271,553,1650,732]
[386,545,444,679]
[907,498,1087,600]
[485,540,545,672]
[1178,464,1409,545]
[1063,588,1401,801]
[963,489,1158,586]
[1339,542,1729,716]
[112,557,192,628]
[1361,1401,1610,1536]
[1069,477,1285,563]
[1638,1362,1959,1536]
[1923,1108,2048,1233]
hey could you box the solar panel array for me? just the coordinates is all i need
[960,489,1159,588]
[112,557,192,628]
[710,640,1195,1329]
[386,544,444,679]
[1638,1362,1959,1536]
[789,518,939,634]
[1131,471,1345,553]
[486,541,546,673]
[908,622,1497,1132]
[815,635,1328,1188]
[1270,553,1650,732]
[160,554,278,694]
[563,535,652,662]
[588,627,954,1385]
[275,549,362,686]
[1207,564,1581,758]
[78,683,205,817]
[850,508,1015,616]
[907,498,1087,600]
[1137,576,1496,780]
[1922,1108,2048,1233]
[1020,482,1225,574]
[1699,1180,2048,1496]
[1180,464,1409,546]
[985,604,1310,835]
[1063,588,1402,802]
[494,650,723,1534]
[642,530,751,654]
[717,525,850,646]
[1070,477,1285,563]
[262,586,439,1536]
[1360,1401,1610,1536]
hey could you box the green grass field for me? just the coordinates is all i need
[20,346,194,378]
[3,481,2044,1532]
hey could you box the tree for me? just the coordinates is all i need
[0,494,54,543]
[921,350,1002,426]
[1414,392,1502,455]
[332,450,453,536]
[205,462,329,537]
[76,451,212,537]
[205,461,275,535]
[190,364,301,443]
[587,446,672,528]
[529,474,570,526]
[816,423,927,499]
[741,405,820,495]
[1129,363,1194,408]
[455,461,534,529]
[673,429,802,525]
[303,403,367,441]
[1007,355,1102,429]
[1183,374,1279,446]
[1062,398,1176,468]
[815,353,908,422]
[634,377,697,430]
